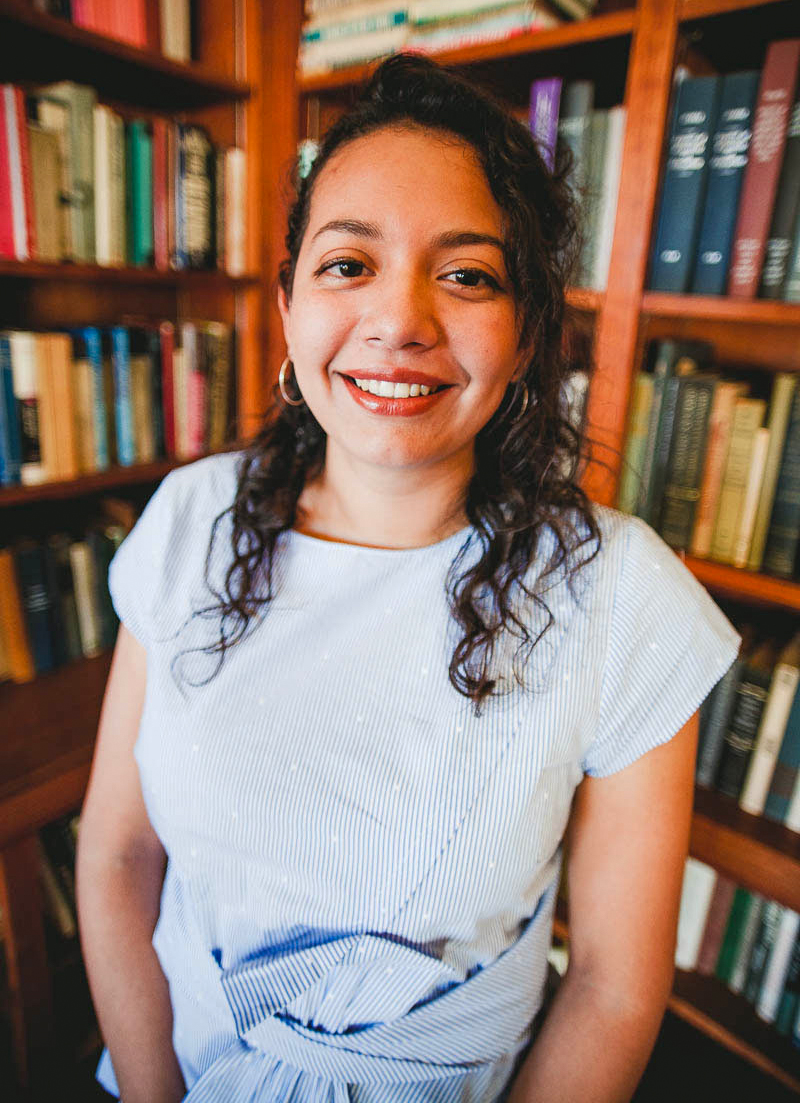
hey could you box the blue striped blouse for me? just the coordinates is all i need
[96,451,741,1101]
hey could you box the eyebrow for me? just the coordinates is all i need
[310,220,505,253]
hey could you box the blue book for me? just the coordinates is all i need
[764,681,800,824]
[650,75,722,292]
[0,334,21,485]
[110,326,135,466]
[15,542,57,674]
[74,327,110,470]
[692,71,760,295]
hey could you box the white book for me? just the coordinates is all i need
[591,104,626,291]
[756,908,800,1023]
[93,105,113,267]
[675,858,717,971]
[7,330,44,485]
[3,85,29,261]
[69,540,102,657]
[159,0,191,62]
[732,426,770,568]
[224,148,246,277]
[740,632,800,815]
[786,768,800,832]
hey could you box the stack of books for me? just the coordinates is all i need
[676,858,800,1044]
[32,0,193,63]
[298,0,596,77]
[0,81,247,275]
[649,38,800,299]
[0,320,235,488]
[697,628,800,832]
[0,500,137,682]
[618,338,800,580]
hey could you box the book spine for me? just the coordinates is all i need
[617,374,654,516]
[529,77,562,172]
[759,91,800,298]
[4,85,30,260]
[93,104,113,266]
[775,932,800,1034]
[756,908,800,1022]
[696,657,742,787]
[69,540,102,657]
[730,894,765,993]
[731,426,770,568]
[13,87,35,261]
[111,325,135,465]
[152,117,168,270]
[48,332,80,480]
[728,40,800,298]
[716,659,773,799]
[146,326,165,457]
[696,875,737,976]
[740,660,800,814]
[224,147,246,277]
[786,768,800,831]
[14,542,56,674]
[691,71,760,295]
[690,381,747,557]
[715,887,754,984]
[0,548,35,682]
[763,681,800,825]
[0,85,14,257]
[205,322,232,450]
[129,120,153,266]
[675,858,717,971]
[650,75,720,293]
[744,901,784,1004]
[658,375,716,549]
[9,331,44,485]
[762,384,800,577]
[0,334,21,484]
[709,397,766,564]
[746,373,797,571]
[177,124,212,269]
[159,320,175,457]
[591,104,626,292]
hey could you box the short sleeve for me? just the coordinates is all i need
[581,515,742,778]
[107,469,179,646]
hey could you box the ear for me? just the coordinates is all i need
[277,284,292,354]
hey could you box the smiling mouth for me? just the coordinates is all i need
[343,376,451,398]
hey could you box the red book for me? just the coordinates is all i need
[728,39,800,298]
[159,320,175,456]
[132,0,148,48]
[696,874,737,975]
[93,0,110,37]
[12,87,36,262]
[70,0,89,29]
[0,86,15,258]
[152,117,168,270]
[144,0,162,53]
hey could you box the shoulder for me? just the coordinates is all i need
[151,450,243,526]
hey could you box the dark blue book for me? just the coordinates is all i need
[0,333,21,485]
[764,680,800,825]
[110,326,135,466]
[692,71,760,295]
[650,75,722,292]
[14,541,58,674]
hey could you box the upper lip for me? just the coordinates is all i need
[341,370,453,387]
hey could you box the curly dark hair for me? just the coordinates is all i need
[196,52,602,712]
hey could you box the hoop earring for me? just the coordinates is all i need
[278,357,304,407]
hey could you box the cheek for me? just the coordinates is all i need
[291,299,353,368]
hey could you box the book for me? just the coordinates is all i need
[37,81,97,263]
[675,858,717,971]
[128,327,156,462]
[175,124,213,270]
[93,103,118,267]
[696,653,744,788]
[159,0,192,62]
[715,639,777,800]
[110,326,135,466]
[8,330,44,485]
[159,319,176,456]
[728,40,800,299]
[205,321,234,450]
[591,104,625,291]
[152,116,169,270]
[0,83,14,258]
[689,379,749,558]
[696,874,737,976]
[715,887,756,985]
[759,85,800,298]
[37,840,76,941]
[730,425,770,568]
[658,373,718,550]
[762,382,800,578]
[0,547,35,683]
[2,84,34,261]
[33,92,73,260]
[46,533,82,663]
[744,372,797,571]
[730,894,765,994]
[224,147,246,277]
[556,79,594,267]
[69,540,102,657]
[740,631,800,815]
[0,333,22,485]
[650,74,721,293]
[709,396,767,565]
[576,108,608,287]
[617,374,654,515]
[27,123,63,262]
[691,71,760,295]
[529,77,562,172]
[126,119,154,267]
[756,907,800,1022]
[76,326,110,470]
[763,681,800,826]
[47,332,80,480]
[775,932,800,1035]
[744,900,784,1004]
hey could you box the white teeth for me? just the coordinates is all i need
[350,378,440,399]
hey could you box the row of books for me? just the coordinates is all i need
[298,0,595,76]
[618,338,800,581]
[1,80,246,273]
[0,502,136,684]
[697,630,800,831]
[650,38,800,300]
[525,78,625,292]
[33,0,192,63]
[676,858,800,1045]
[0,320,235,487]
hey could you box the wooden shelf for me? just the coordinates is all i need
[679,0,793,21]
[641,292,800,327]
[670,970,800,1094]
[684,556,800,613]
[690,786,800,913]
[298,9,637,93]
[0,258,261,286]
[0,0,252,109]
[0,651,111,849]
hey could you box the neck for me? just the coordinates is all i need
[295,443,474,549]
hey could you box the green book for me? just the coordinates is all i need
[126,119,153,268]
[714,887,754,984]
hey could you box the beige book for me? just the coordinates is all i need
[690,381,749,558]
[72,352,96,473]
[710,398,767,564]
[130,352,156,462]
[159,0,191,61]
[34,97,72,259]
[225,148,246,277]
[172,346,189,459]
[740,631,800,816]
[733,427,770,569]
[205,321,233,450]
[33,333,60,481]
[47,333,80,480]
[109,109,126,267]
[27,123,63,262]
[69,540,102,657]
[93,104,114,267]
[746,373,798,572]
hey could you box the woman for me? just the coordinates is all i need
[76,54,740,1103]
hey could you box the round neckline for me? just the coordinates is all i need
[287,523,474,556]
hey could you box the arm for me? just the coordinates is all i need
[507,711,700,1103]
[75,624,186,1103]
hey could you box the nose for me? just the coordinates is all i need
[360,267,439,352]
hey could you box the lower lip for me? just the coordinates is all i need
[341,375,452,416]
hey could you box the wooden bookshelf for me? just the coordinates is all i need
[686,557,800,614]
[0,258,262,286]
[641,292,800,326]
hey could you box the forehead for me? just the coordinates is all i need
[305,125,504,238]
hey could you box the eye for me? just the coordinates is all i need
[443,267,502,291]
[317,258,367,279]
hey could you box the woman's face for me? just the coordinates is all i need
[279,125,523,481]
